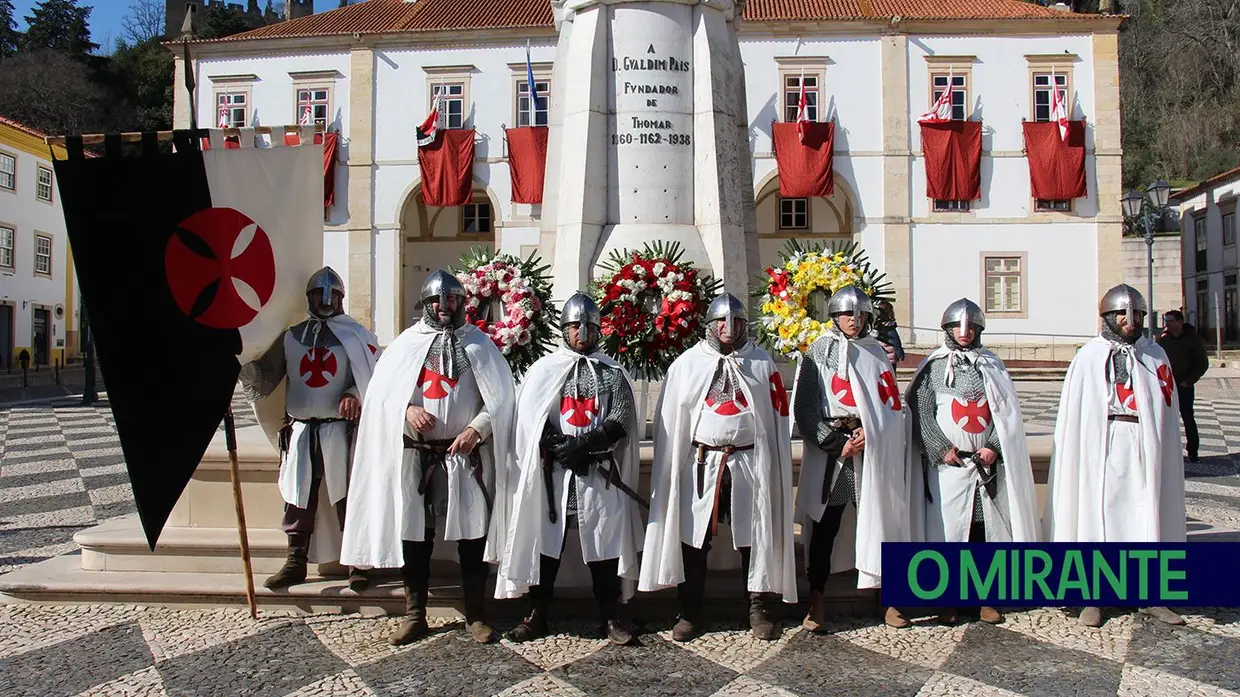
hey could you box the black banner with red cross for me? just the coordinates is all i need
[52,131,323,548]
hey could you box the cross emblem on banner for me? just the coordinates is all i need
[561,395,600,428]
[830,373,856,408]
[419,367,457,400]
[299,348,338,388]
[877,371,901,411]
[951,397,991,434]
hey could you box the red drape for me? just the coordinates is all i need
[418,129,476,207]
[506,126,548,204]
[773,121,834,197]
[1022,120,1087,200]
[920,120,982,201]
[199,135,240,150]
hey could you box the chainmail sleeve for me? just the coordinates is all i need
[238,335,287,402]
[913,358,953,465]
[793,343,829,448]
[600,365,635,445]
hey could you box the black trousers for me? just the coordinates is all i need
[528,523,622,608]
[679,527,753,620]
[1179,385,1199,457]
[806,505,847,593]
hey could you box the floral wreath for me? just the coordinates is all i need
[454,246,558,378]
[754,239,893,359]
[592,240,721,380]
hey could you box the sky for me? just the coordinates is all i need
[10,0,332,54]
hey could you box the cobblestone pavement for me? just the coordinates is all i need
[2,379,1240,696]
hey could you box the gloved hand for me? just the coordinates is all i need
[553,436,591,476]
[540,428,567,453]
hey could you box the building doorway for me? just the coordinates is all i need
[31,307,50,366]
[1225,274,1237,343]
[0,303,12,369]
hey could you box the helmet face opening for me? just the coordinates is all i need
[706,294,748,347]
[420,270,467,328]
[306,267,345,317]
[561,292,602,353]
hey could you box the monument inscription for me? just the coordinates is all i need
[611,47,693,147]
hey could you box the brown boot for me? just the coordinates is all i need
[462,569,497,644]
[1140,607,1185,625]
[347,567,369,593]
[748,593,779,641]
[390,541,431,646]
[802,590,827,633]
[979,606,1004,624]
[264,533,309,590]
[505,596,549,643]
[1078,606,1103,628]
[884,606,911,629]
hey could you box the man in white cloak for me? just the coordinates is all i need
[1045,284,1186,628]
[340,269,516,645]
[906,298,1040,625]
[496,293,643,646]
[792,285,910,631]
[639,293,797,642]
[240,267,380,592]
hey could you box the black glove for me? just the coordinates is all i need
[553,436,592,476]
[815,428,850,463]
[540,426,567,453]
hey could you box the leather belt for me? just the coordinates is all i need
[403,435,492,513]
[1108,414,1140,423]
[693,442,755,537]
[279,416,347,455]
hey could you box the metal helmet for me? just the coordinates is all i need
[421,269,466,306]
[941,298,986,332]
[826,285,874,324]
[561,292,601,330]
[707,293,748,326]
[1099,283,1147,329]
[306,266,345,306]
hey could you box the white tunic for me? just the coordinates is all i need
[685,361,757,549]
[280,331,355,508]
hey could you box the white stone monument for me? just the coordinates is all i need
[540,0,759,304]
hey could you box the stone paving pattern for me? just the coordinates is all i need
[2,379,1240,695]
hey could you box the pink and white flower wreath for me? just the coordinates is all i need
[453,250,556,377]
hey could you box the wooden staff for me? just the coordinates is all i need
[43,124,325,147]
[223,408,259,619]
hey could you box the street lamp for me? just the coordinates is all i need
[1121,179,1172,337]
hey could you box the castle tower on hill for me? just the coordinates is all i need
[165,0,314,39]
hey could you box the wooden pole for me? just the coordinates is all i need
[223,408,259,619]
[1215,292,1224,361]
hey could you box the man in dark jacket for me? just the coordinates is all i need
[1158,311,1209,462]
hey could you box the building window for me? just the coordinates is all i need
[1035,199,1071,212]
[0,226,13,270]
[0,152,14,191]
[295,87,331,127]
[930,73,968,121]
[933,199,970,212]
[1223,210,1235,246]
[782,73,819,123]
[1196,278,1210,333]
[516,79,549,127]
[462,202,492,234]
[215,92,248,127]
[1226,274,1238,342]
[431,83,466,129]
[1195,214,1208,273]
[983,256,1023,313]
[34,234,52,277]
[36,166,53,203]
[1032,72,1069,123]
[779,197,808,229]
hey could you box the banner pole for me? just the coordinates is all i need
[224,408,259,618]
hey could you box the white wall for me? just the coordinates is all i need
[0,141,72,367]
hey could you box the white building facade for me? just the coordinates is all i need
[1172,167,1240,345]
[0,116,80,369]
[173,0,1126,358]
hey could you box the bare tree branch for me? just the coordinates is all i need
[121,0,165,45]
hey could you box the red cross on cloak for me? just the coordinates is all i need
[299,348,338,388]
[878,371,902,411]
[770,372,789,417]
[561,395,600,427]
[419,366,458,400]
[1115,381,1137,411]
[830,373,856,408]
[951,397,991,434]
[706,390,749,416]
[1157,364,1174,407]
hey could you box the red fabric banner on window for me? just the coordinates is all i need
[773,121,834,197]
[321,132,339,209]
[920,120,982,201]
[1022,120,1087,200]
[418,129,476,207]
[505,126,548,204]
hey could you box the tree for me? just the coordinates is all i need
[121,0,165,45]
[107,37,174,131]
[22,0,97,57]
[198,3,257,40]
[0,0,20,59]
[0,49,106,134]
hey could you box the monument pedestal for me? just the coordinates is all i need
[1,414,1054,619]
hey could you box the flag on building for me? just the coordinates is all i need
[525,42,542,123]
[416,93,443,147]
[51,134,324,548]
[795,68,810,143]
[917,72,955,123]
[1050,71,1069,141]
